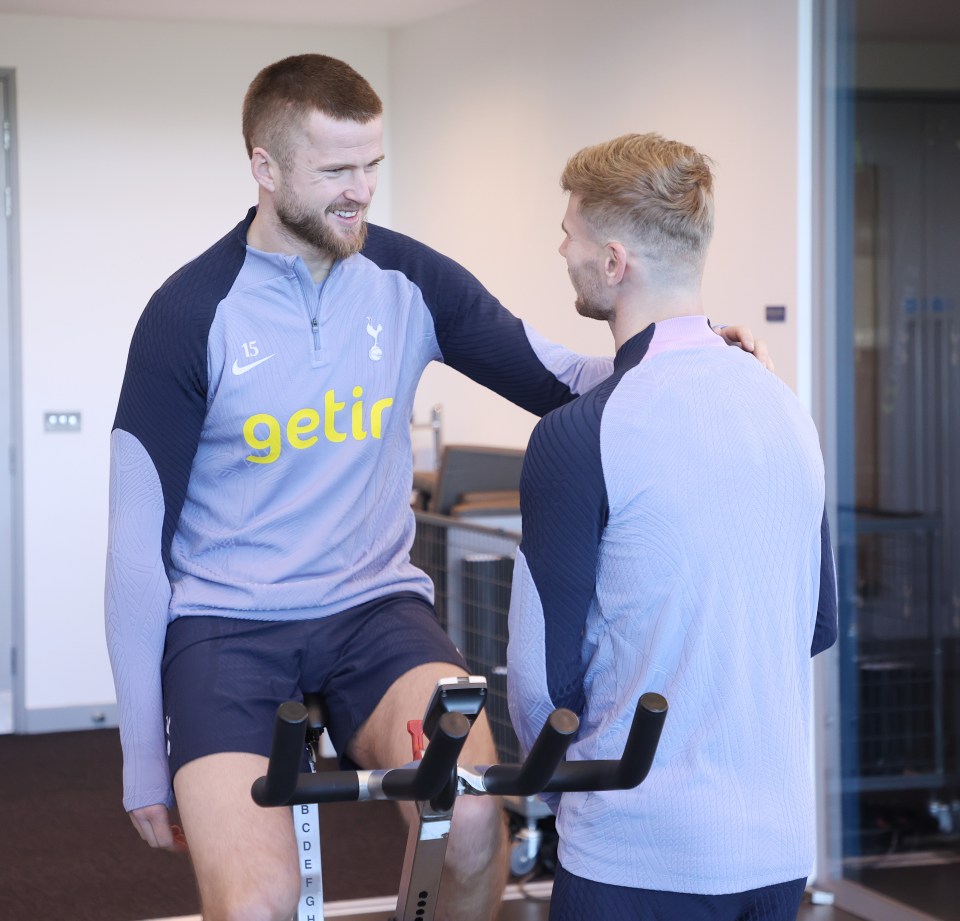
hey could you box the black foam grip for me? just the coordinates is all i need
[483,708,579,796]
[543,693,668,794]
[382,710,470,801]
[251,701,309,806]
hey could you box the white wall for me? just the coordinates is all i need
[391,0,803,448]
[0,13,391,724]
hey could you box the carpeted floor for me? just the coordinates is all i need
[1,727,899,921]
[0,727,407,921]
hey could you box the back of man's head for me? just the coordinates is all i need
[242,54,383,167]
[561,133,715,283]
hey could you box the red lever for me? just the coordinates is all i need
[407,719,426,760]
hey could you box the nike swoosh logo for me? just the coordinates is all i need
[232,354,276,375]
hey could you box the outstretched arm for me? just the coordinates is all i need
[361,227,611,414]
[362,225,774,410]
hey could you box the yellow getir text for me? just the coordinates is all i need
[243,387,394,464]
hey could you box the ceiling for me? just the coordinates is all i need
[0,0,483,29]
[0,0,956,40]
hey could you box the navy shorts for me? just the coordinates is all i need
[160,592,467,781]
[549,864,806,921]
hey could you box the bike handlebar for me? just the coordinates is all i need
[481,692,667,795]
[542,691,667,793]
[480,708,578,796]
[252,691,667,808]
[251,706,471,808]
[252,700,312,807]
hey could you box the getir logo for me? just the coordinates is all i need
[243,386,394,464]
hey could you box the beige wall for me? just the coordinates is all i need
[1,0,807,721]
[391,0,805,448]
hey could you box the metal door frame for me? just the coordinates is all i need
[0,68,25,735]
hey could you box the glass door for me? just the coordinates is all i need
[815,5,960,916]
[836,95,960,920]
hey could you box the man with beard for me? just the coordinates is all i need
[106,57,770,921]
[506,133,838,921]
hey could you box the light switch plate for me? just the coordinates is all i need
[44,412,81,432]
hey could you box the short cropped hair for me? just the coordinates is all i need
[561,133,714,276]
[242,54,383,167]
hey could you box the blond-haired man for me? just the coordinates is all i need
[507,134,837,920]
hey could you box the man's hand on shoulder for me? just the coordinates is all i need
[713,324,775,373]
[129,803,189,853]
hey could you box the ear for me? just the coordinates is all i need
[603,242,629,286]
[250,147,278,192]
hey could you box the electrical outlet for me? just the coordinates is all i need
[44,411,81,432]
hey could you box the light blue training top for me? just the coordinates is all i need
[106,208,611,812]
[508,315,838,895]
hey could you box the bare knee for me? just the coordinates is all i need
[192,845,300,921]
[200,876,300,921]
[446,794,508,875]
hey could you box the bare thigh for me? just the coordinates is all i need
[346,661,498,771]
[174,752,301,921]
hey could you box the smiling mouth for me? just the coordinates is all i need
[330,207,362,222]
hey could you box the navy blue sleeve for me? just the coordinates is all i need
[361,225,577,416]
[811,507,839,656]
[112,215,248,570]
[519,388,613,715]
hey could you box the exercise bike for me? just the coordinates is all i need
[252,676,668,921]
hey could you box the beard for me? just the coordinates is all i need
[575,294,615,321]
[569,262,614,321]
[275,190,368,260]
